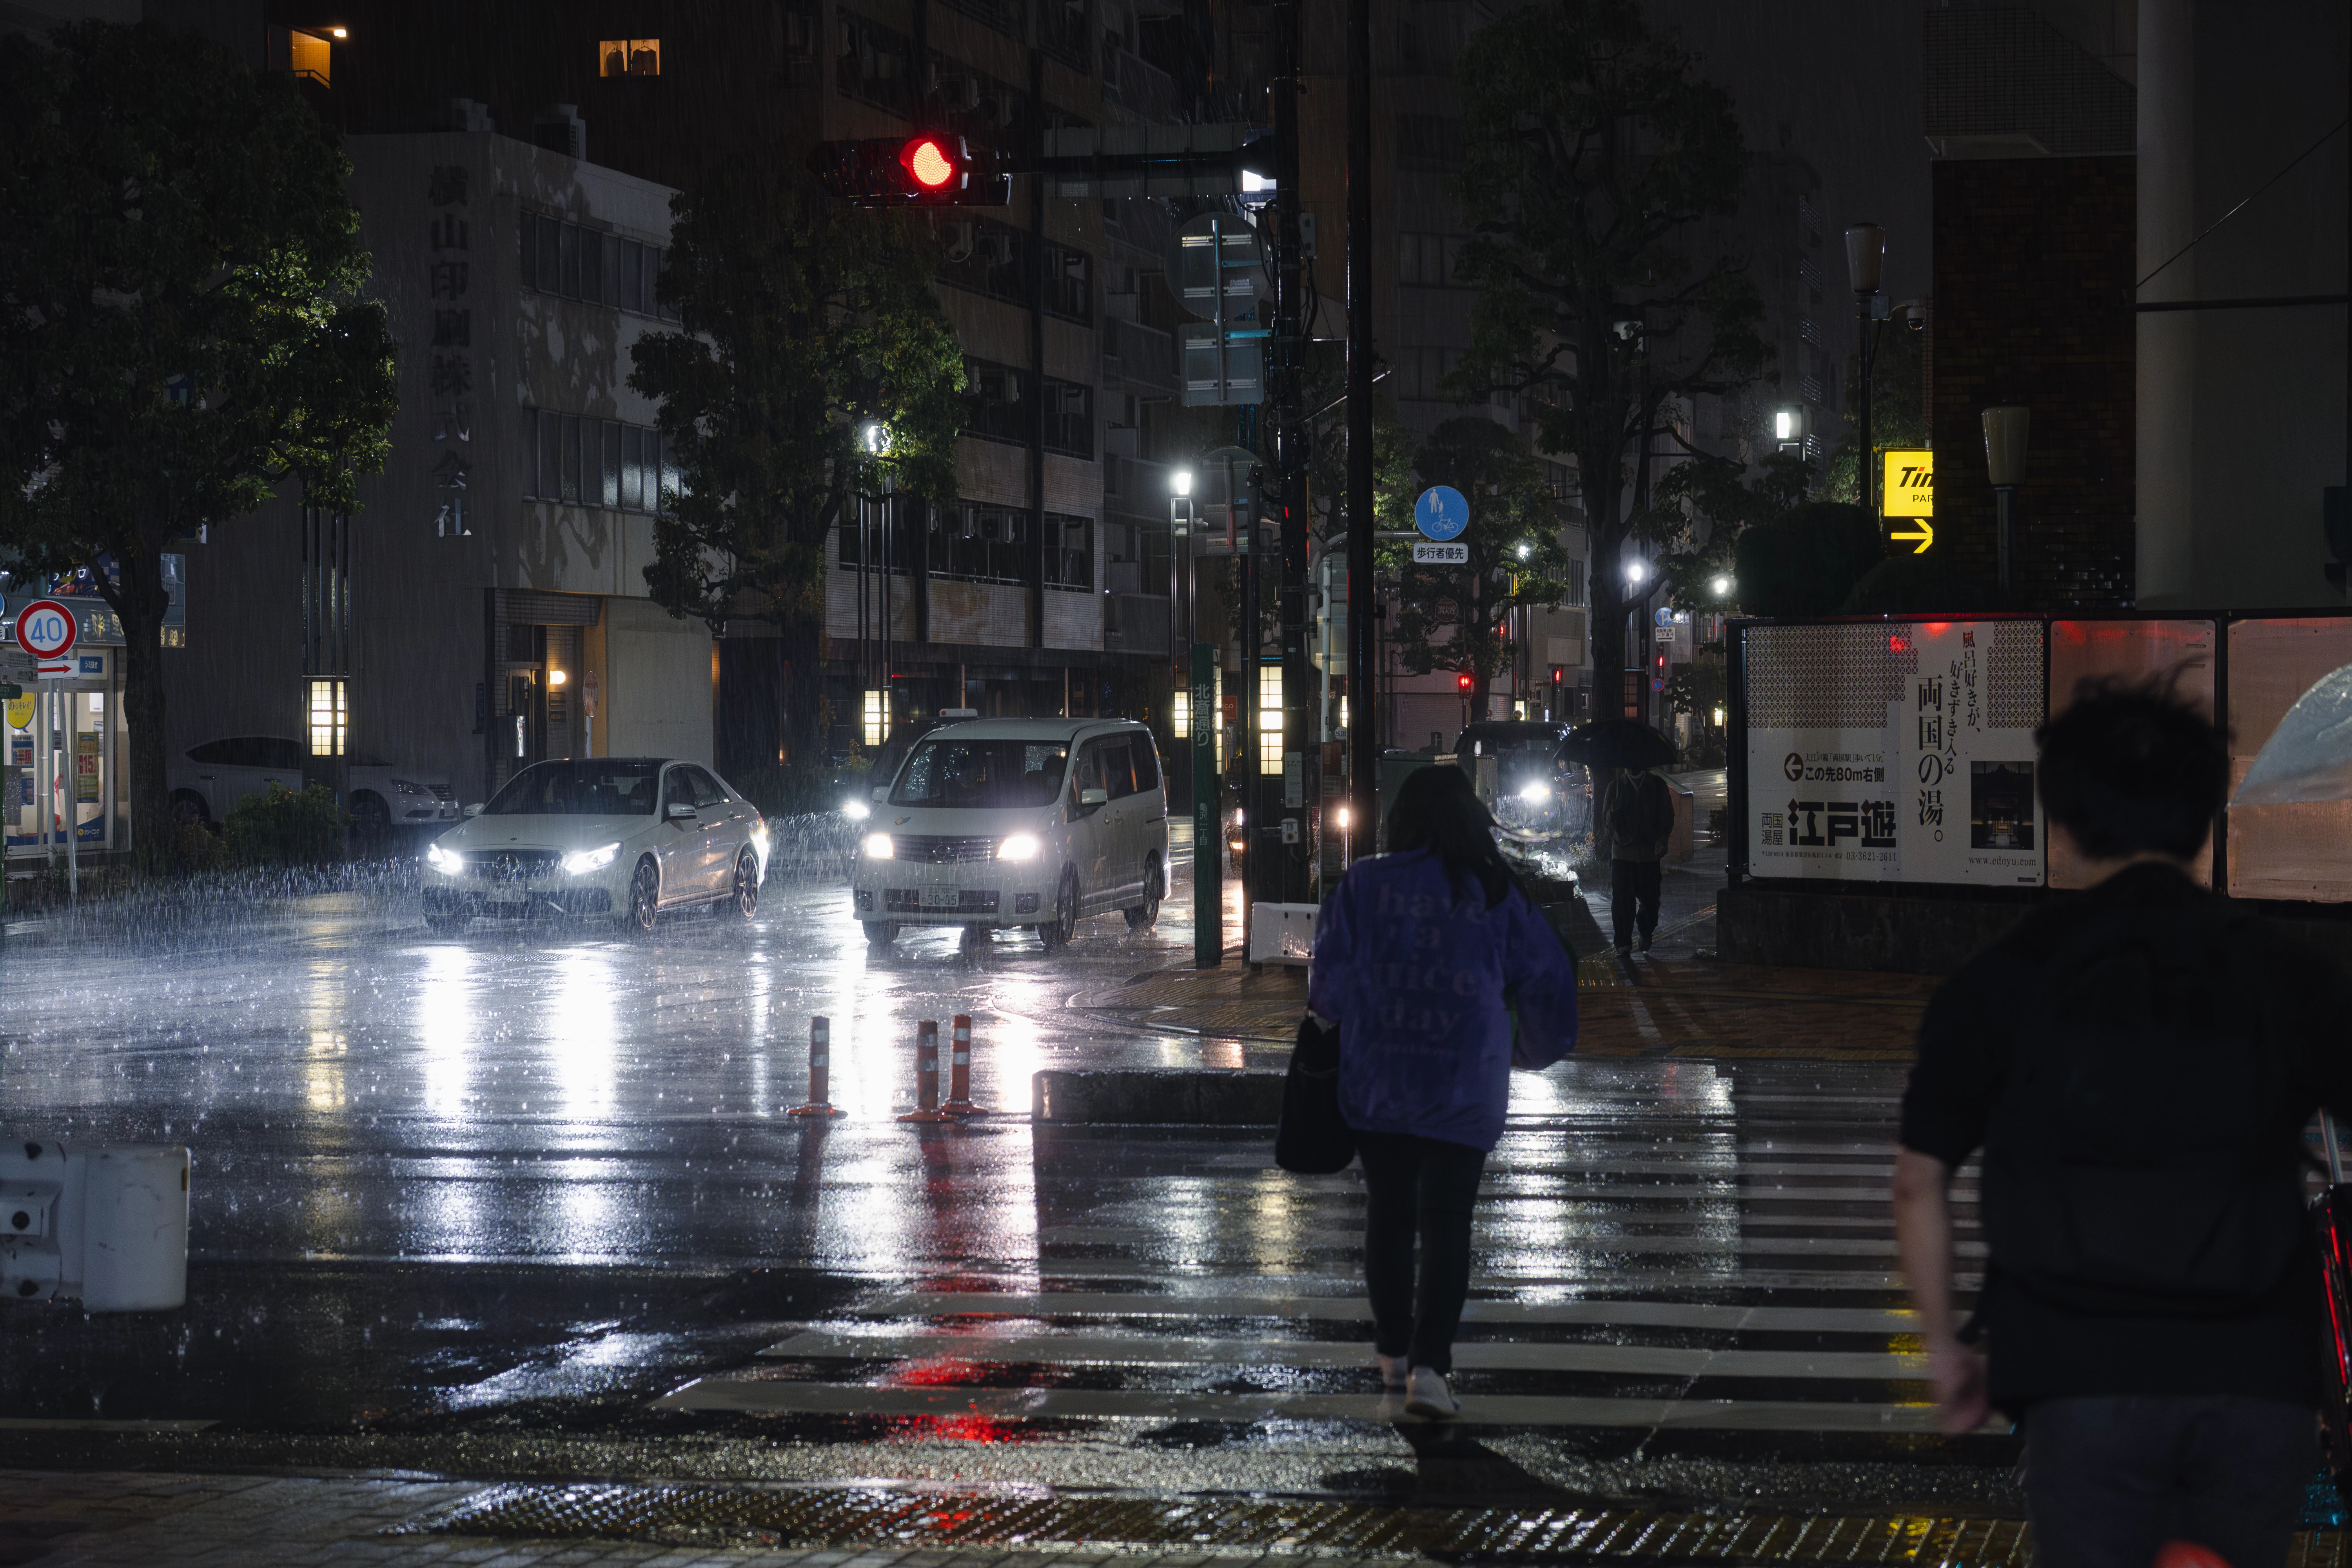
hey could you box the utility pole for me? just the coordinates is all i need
[1266,0,1310,907]
[1846,223,1886,522]
[1345,0,1377,859]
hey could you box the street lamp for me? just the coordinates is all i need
[1625,559,1648,584]
[1982,405,2031,597]
[858,421,891,455]
[1710,574,1732,598]
[1845,223,1886,518]
[1171,469,1192,497]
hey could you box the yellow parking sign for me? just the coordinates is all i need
[1882,449,1933,517]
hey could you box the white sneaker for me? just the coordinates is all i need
[1405,1366,1459,1419]
[1376,1353,1410,1392]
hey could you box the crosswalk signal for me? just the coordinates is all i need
[807,134,1010,206]
[1549,666,1564,689]
[1455,673,1474,693]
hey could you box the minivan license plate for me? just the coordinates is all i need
[920,887,962,909]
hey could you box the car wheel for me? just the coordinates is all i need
[862,920,900,946]
[624,857,661,934]
[169,792,210,830]
[424,913,469,933]
[1040,867,1080,951]
[1124,855,1164,931]
[728,847,760,918]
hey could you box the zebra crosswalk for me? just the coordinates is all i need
[657,1060,1991,1437]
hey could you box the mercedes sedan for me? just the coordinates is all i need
[421,758,769,933]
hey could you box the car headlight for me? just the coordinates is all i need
[426,842,461,873]
[561,842,620,875]
[843,799,871,821]
[862,832,895,860]
[997,832,1041,861]
[393,778,428,796]
[1518,781,1550,802]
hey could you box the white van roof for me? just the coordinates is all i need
[922,717,1151,743]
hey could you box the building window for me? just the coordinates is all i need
[521,212,671,318]
[1257,663,1283,775]
[599,38,661,76]
[1566,557,1586,606]
[527,409,670,512]
[837,13,915,116]
[1042,379,1092,458]
[287,28,332,85]
[1036,0,1090,70]
[308,679,347,757]
[1045,512,1091,590]
[937,218,1029,306]
[928,57,1028,151]
[936,0,1024,42]
[931,501,1031,584]
[961,360,1028,446]
[1043,241,1093,324]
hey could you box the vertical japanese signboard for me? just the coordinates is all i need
[1744,620,2045,886]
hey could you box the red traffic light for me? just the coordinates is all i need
[900,136,957,190]
[1455,673,1474,692]
[1549,666,1564,686]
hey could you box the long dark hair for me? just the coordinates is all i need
[1383,764,1519,908]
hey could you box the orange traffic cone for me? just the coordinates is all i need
[942,1013,984,1116]
[897,1019,951,1123]
[787,1016,846,1118]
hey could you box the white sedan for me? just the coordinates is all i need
[421,758,769,933]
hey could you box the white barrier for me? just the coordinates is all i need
[0,1139,189,1312]
[1247,902,1318,966]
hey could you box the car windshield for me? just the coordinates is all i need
[891,739,1071,809]
[483,760,662,816]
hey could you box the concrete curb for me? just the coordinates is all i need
[1032,1069,1287,1125]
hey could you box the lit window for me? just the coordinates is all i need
[861,689,886,750]
[308,680,347,757]
[599,38,661,76]
[1170,688,1189,740]
[1257,664,1283,776]
[288,29,331,85]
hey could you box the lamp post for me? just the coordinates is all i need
[1845,223,1886,519]
[1982,405,2031,598]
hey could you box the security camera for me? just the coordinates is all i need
[1898,300,1928,332]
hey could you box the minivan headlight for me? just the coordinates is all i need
[562,842,620,875]
[1518,781,1550,802]
[997,833,1041,861]
[862,832,895,860]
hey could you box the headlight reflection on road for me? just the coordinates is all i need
[417,945,478,1121]
[546,947,620,1123]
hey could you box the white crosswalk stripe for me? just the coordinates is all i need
[658,1101,1986,1434]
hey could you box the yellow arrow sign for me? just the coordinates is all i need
[1890,520,1935,554]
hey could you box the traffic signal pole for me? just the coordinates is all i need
[1345,0,1377,860]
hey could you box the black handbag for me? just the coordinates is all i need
[1274,1014,1356,1174]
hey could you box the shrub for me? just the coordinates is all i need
[1731,501,1884,617]
[223,780,343,866]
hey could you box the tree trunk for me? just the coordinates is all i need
[1471,673,1492,722]
[103,548,172,877]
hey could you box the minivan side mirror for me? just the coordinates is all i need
[871,786,889,800]
[463,803,484,817]
[1078,787,1108,806]
[667,801,698,820]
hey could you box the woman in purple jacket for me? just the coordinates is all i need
[1308,765,1580,1418]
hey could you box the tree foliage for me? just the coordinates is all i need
[1450,0,1770,697]
[1639,448,1812,613]
[0,21,397,871]
[1823,323,1928,505]
[1730,501,1883,617]
[628,156,965,763]
[1381,417,1573,720]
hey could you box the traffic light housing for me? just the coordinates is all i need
[1455,673,1474,693]
[808,134,1011,206]
[1549,666,1564,688]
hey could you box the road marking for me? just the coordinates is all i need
[1036,1225,1983,1256]
[870,1291,1921,1333]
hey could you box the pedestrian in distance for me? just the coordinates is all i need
[1893,679,2352,1568]
[1597,764,1673,956]
[1308,765,1580,1419]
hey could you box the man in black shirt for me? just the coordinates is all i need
[1895,684,2352,1568]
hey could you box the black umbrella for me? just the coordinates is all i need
[1557,718,1676,774]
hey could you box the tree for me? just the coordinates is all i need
[1451,0,1771,709]
[1381,417,1573,721]
[1824,323,1927,506]
[1730,501,1883,617]
[627,156,964,765]
[0,21,397,872]
[1641,448,1812,613]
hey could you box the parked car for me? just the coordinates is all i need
[167,736,457,835]
[1453,720,1582,838]
[421,757,769,933]
[851,718,1168,950]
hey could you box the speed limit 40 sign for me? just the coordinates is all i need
[15,599,77,678]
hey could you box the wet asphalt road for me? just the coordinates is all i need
[0,843,2030,1517]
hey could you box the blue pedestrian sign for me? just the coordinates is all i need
[1414,485,1469,542]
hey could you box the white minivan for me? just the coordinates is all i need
[851,717,1170,949]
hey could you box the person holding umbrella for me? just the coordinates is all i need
[1563,720,1677,957]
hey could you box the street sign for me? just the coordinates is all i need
[4,693,30,728]
[1882,449,1933,517]
[1411,541,1468,564]
[1167,212,1267,317]
[1414,485,1469,542]
[15,599,76,679]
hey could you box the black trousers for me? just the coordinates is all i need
[2023,1395,2313,1568]
[1610,858,1662,947]
[1357,1130,1487,1374]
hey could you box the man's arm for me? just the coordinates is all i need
[1891,1147,1987,1434]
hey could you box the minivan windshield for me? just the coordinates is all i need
[484,759,663,815]
[891,739,1071,809]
